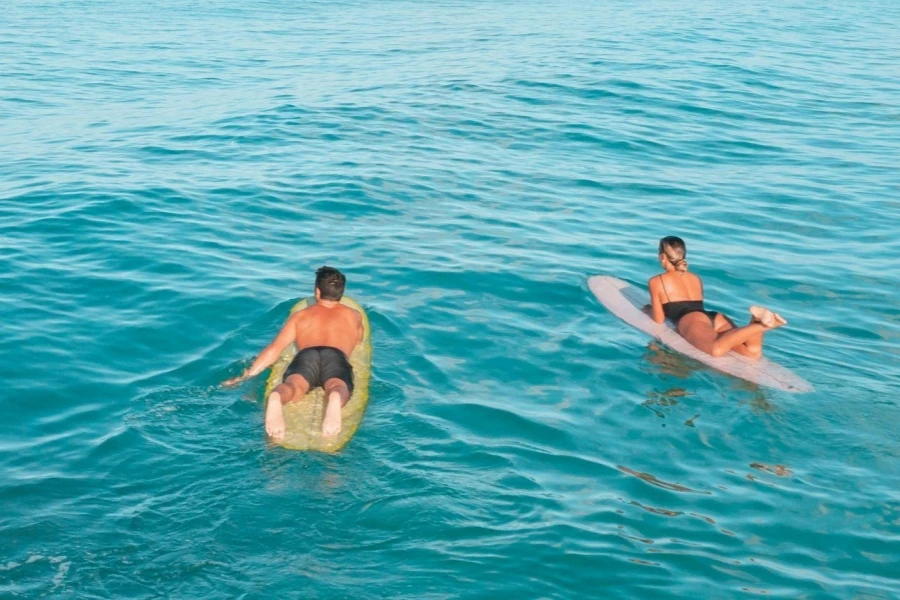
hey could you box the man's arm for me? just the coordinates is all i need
[223,315,298,386]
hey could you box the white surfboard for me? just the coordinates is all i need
[589,275,813,393]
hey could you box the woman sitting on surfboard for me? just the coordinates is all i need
[646,236,786,358]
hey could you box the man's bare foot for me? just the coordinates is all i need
[321,392,343,438]
[749,306,787,329]
[265,392,286,441]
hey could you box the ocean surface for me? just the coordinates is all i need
[2,0,900,597]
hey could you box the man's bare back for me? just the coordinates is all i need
[291,302,363,357]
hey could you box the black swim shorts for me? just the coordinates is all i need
[282,346,354,394]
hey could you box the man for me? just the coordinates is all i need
[224,266,363,440]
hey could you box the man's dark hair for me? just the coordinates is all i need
[315,266,346,301]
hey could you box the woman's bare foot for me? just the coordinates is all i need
[749,306,787,329]
[321,392,343,437]
[265,392,286,441]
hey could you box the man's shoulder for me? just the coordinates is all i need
[340,304,362,322]
[290,304,315,321]
[329,300,359,314]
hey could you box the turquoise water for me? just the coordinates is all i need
[3,0,900,596]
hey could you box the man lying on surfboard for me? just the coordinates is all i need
[645,236,786,358]
[223,266,363,440]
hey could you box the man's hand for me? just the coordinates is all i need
[222,373,246,388]
[223,314,296,389]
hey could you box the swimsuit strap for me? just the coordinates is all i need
[659,275,672,303]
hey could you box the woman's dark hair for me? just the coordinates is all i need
[658,236,688,272]
[315,266,346,300]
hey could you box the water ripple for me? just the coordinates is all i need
[2,0,900,597]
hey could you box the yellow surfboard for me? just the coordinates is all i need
[263,296,372,452]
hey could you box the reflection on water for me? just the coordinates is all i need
[642,386,692,419]
[749,463,793,477]
[627,499,683,517]
[737,388,778,415]
[618,466,711,495]
[642,342,779,416]
[642,342,700,380]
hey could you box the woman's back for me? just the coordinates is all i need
[658,271,703,303]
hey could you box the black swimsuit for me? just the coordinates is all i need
[659,277,719,326]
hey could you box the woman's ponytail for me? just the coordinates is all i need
[658,236,688,273]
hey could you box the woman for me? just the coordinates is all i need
[647,236,786,358]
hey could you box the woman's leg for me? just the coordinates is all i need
[709,322,768,357]
[713,313,763,359]
[681,310,782,358]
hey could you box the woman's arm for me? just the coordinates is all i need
[647,276,666,324]
[223,314,298,386]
